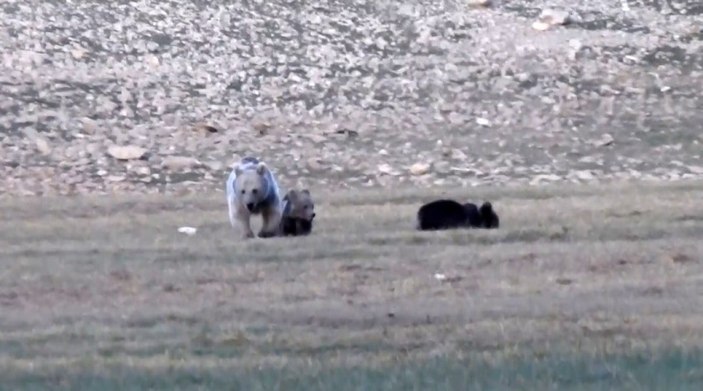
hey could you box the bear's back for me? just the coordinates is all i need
[417,199,469,230]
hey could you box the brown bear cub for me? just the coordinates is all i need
[279,189,316,236]
[416,199,499,231]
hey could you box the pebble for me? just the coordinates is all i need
[34,138,51,155]
[133,166,151,176]
[193,123,220,135]
[409,162,431,175]
[475,117,492,127]
[532,9,570,31]
[106,175,126,182]
[378,163,396,175]
[81,118,98,134]
[450,149,467,161]
[307,134,327,143]
[307,157,323,170]
[467,0,491,7]
[529,174,562,185]
[571,170,595,181]
[594,134,615,147]
[177,226,198,236]
[433,161,451,174]
[203,160,224,171]
[161,156,202,170]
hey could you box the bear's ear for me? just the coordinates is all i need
[287,189,299,202]
[301,189,310,196]
[256,162,268,175]
[234,163,243,176]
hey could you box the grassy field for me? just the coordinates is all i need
[2,180,703,389]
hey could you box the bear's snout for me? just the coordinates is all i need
[310,213,316,220]
[246,202,255,212]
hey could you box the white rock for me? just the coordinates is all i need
[34,137,51,155]
[204,160,224,171]
[409,162,431,175]
[688,166,703,174]
[307,134,326,143]
[540,9,570,24]
[451,149,467,160]
[529,174,562,185]
[467,0,491,7]
[106,175,126,182]
[533,9,570,31]
[531,21,552,31]
[378,163,395,175]
[81,117,98,134]
[178,226,197,236]
[568,39,582,51]
[145,54,160,67]
[476,117,492,127]
[193,123,219,134]
[162,156,202,170]
[107,145,147,160]
[595,134,615,147]
[307,157,323,170]
[133,166,151,176]
[573,170,595,180]
[71,48,86,60]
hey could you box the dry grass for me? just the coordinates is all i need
[1,179,703,388]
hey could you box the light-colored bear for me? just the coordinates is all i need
[226,156,283,239]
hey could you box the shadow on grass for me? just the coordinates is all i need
[4,348,703,390]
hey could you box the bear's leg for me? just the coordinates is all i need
[295,219,306,235]
[279,217,295,236]
[298,219,312,235]
[259,205,283,238]
[228,196,253,238]
[234,208,255,239]
[227,194,238,229]
[279,217,292,236]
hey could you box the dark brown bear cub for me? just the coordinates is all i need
[279,189,316,236]
[466,201,500,229]
[417,199,499,231]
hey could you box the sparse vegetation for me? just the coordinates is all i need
[1,180,703,388]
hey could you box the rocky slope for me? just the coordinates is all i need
[1,0,701,196]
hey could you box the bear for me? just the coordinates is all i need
[416,199,499,231]
[279,189,316,236]
[465,201,500,229]
[225,156,283,239]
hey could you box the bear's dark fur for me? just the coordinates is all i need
[279,189,316,236]
[417,199,499,231]
[469,201,500,229]
[280,217,313,236]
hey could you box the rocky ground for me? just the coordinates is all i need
[1,0,701,197]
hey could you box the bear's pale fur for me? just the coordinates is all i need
[226,156,283,239]
[279,189,316,236]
